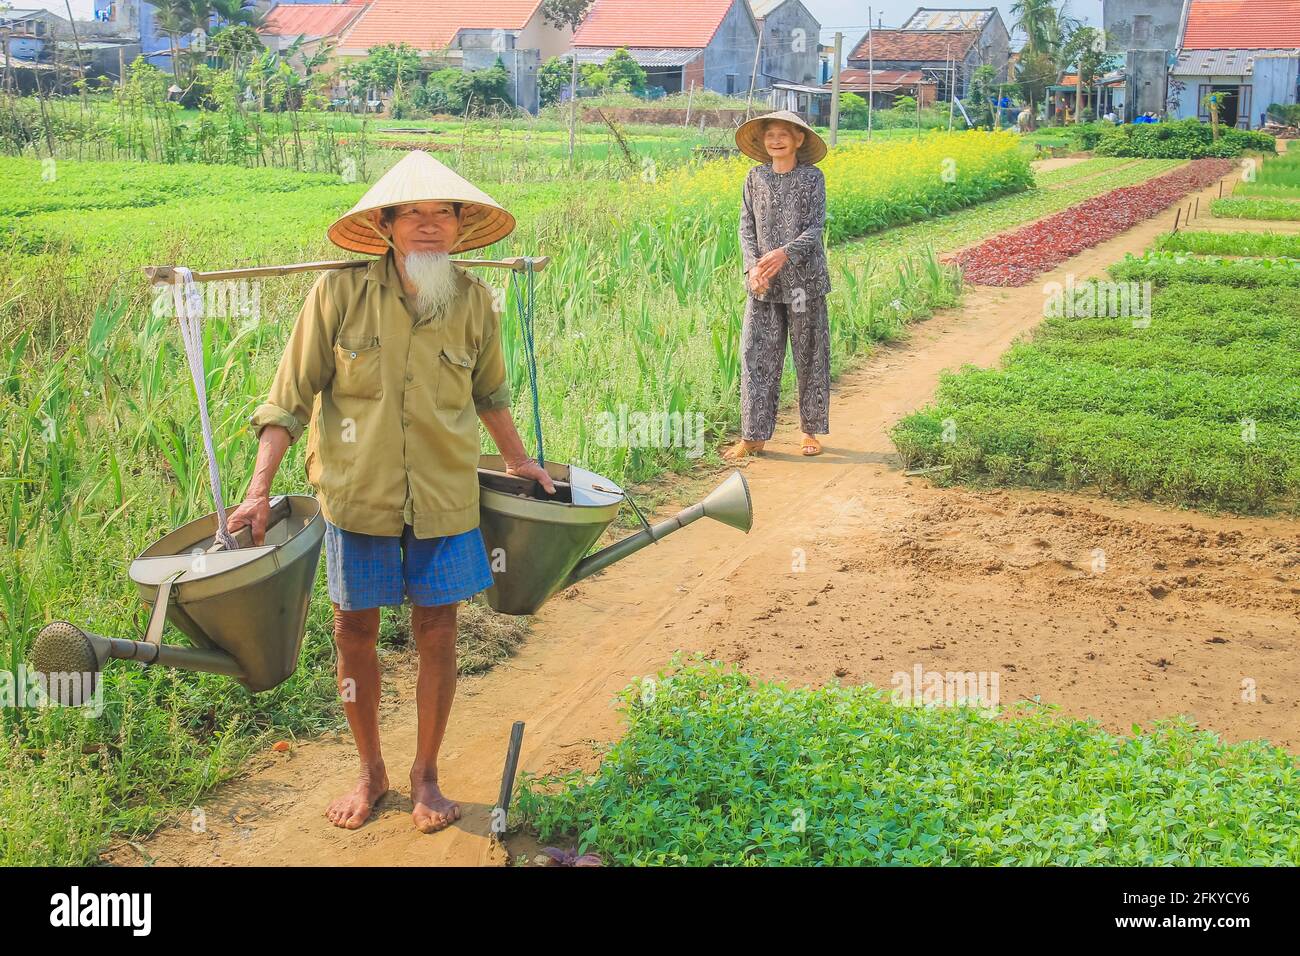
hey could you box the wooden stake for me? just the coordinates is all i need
[493,720,526,836]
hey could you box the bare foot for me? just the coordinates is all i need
[723,439,765,461]
[410,768,461,834]
[800,434,823,457]
[326,764,389,830]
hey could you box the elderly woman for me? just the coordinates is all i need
[725,110,831,460]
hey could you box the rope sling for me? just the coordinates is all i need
[172,268,239,552]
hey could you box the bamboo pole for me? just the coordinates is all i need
[745,26,764,120]
[143,256,552,285]
[866,7,874,141]
[829,32,842,146]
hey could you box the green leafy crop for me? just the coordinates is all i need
[513,660,1300,866]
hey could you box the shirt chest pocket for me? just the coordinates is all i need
[333,337,382,400]
[436,345,477,411]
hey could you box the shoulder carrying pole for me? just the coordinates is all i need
[143,256,550,285]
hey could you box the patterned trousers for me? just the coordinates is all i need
[740,294,830,441]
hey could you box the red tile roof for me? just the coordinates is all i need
[1182,0,1300,50]
[848,29,978,63]
[840,68,926,85]
[261,2,369,39]
[571,0,739,50]
[339,0,544,52]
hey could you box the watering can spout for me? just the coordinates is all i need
[564,470,753,588]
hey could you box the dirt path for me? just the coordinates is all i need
[1185,217,1300,234]
[112,168,1299,868]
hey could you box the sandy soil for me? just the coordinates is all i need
[107,164,1299,868]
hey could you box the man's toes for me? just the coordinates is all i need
[412,804,456,833]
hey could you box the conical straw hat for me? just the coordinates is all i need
[735,109,828,165]
[328,151,516,255]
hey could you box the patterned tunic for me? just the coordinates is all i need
[738,163,831,303]
[736,161,832,440]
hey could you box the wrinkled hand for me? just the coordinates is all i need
[756,247,789,281]
[747,265,769,296]
[225,494,270,546]
[507,458,557,495]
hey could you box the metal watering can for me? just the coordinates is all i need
[477,455,753,616]
[30,462,751,696]
[31,496,326,699]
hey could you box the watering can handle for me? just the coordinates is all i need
[622,491,655,539]
[207,496,292,553]
[592,482,653,537]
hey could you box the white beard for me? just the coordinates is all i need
[402,251,459,321]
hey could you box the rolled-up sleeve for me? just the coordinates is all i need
[472,294,511,413]
[783,168,826,267]
[249,274,338,444]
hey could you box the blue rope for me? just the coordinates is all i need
[511,262,544,468]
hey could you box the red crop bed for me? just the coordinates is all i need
[951,159,1236,286]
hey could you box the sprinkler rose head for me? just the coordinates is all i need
[31,622,104,703]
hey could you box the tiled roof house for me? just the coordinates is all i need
[569,0,759,95]
[257,0,573,112]
[1167,0,1300,127]
[847,6,1011,97]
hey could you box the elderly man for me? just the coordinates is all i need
[226,152,553,834]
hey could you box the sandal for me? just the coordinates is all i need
[800,436,822,457]
[723,440,765,461]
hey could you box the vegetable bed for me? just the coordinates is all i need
[1154,229,1300,258]
[952,160,1235,286]
[514,661,1300,866]
[891,265,1300,512]
[1211,197,1300,221]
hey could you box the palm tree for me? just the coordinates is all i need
[1011,0,1058,56]
[152,0,198,85]
[1011,1,1081,125]
[210,0,263,29]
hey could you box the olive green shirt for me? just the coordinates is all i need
[249,252,511,539]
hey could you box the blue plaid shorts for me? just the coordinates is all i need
[324,521,494,611]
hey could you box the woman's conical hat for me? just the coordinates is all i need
[328,151,516,255]
[735,109,828,165]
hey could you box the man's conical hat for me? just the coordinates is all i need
[328,151,516,255]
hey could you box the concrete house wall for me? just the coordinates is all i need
[973,10,1011,81]
[701,0,759,96]
[1255,54,1300,116]
[459,30,541,113]
[1103,0,1185,53]
[759,0,821,87]
[516,8,570,60]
